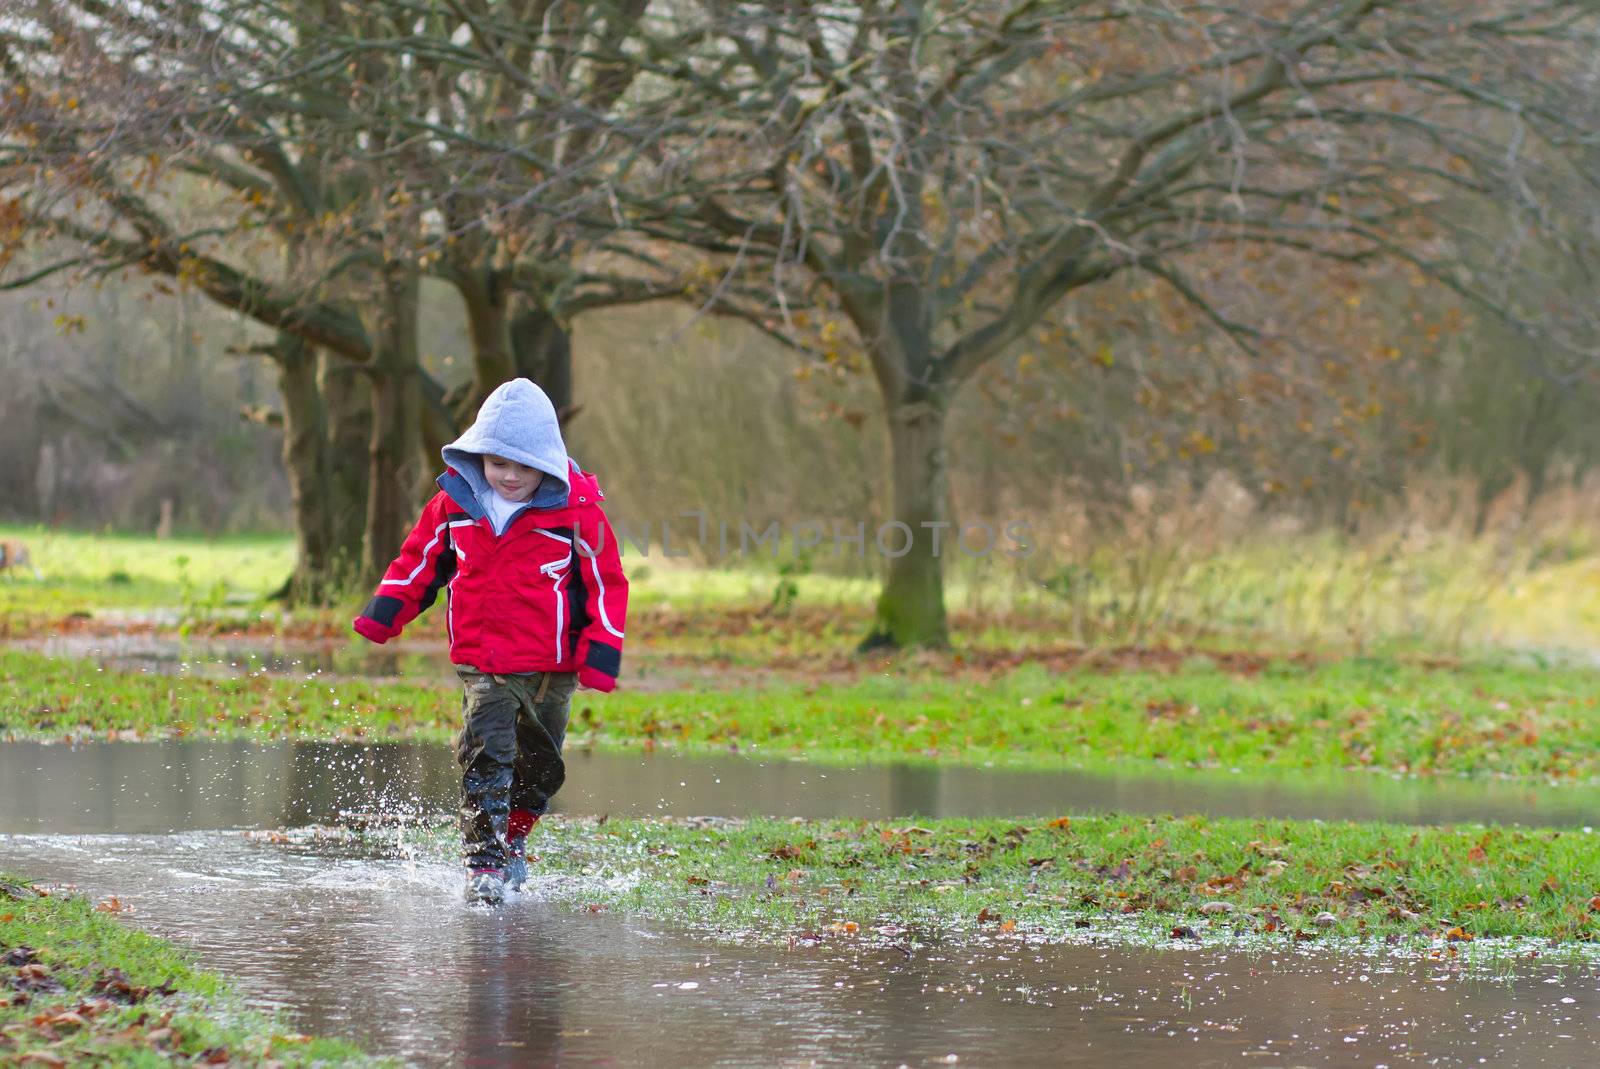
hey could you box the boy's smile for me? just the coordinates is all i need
[482,454,542,502]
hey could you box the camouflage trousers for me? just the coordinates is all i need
[454,666,577,871]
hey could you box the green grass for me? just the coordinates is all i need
[0,525,293,622]
[0,875,372,1065]
[419,812,1600,955]
[8,647,1600,783]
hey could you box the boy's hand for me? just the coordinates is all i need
[352,616,397,645]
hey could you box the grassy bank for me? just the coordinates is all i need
[7,647,1600,783]
[396,812,1600,958]
[8,519,1600,655]
[0,876,368,1066]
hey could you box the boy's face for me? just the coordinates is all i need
[482,455,541,502]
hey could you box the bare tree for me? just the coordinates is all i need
[0,1,707,592]
[624,0,1600,647]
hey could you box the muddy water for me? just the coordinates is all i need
[15,632,686,690]
[3,829,1598,1068]
[4,740,1600,834]
[4,746,1600,1066]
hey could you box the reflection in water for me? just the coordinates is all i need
[16,631,448,679]
[4,740,1600,834]
[1,831,1598,1068]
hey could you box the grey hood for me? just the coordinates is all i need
[441,378,570,509]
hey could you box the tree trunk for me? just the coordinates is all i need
[455,270,517,426]
[272,333,337,604]
[321,350,370,579]
[861,394,952,650]
[361,261,428,585]
[418,369,460,464]
[510,300,574,416]
[447,287,572,423]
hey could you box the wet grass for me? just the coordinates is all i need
[6,647,1600,784]
[508,812,1600,957]
[0,874,372,1065]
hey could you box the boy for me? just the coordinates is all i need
[352,378,627,904]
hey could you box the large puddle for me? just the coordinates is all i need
[2,744,1600,1064]
[3,829,1598,1067]
[4,740,1600,834]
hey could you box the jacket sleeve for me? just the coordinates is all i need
[572,506,628,691]
[352,492,458,644]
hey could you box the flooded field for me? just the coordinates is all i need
[4,829,1599,1067]
[2,741,1599,1065]
[4,740,1600,834]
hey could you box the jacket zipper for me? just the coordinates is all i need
[540,553,573,662]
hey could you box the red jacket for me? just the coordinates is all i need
[352,460,628,691]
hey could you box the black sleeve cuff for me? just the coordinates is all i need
[584,641,621,677]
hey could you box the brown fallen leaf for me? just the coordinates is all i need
[16,1052,67,1068]
[75,998,114,1019]
[2,947,38,967]
[88,967,166,1004]
[11,964,64,995]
